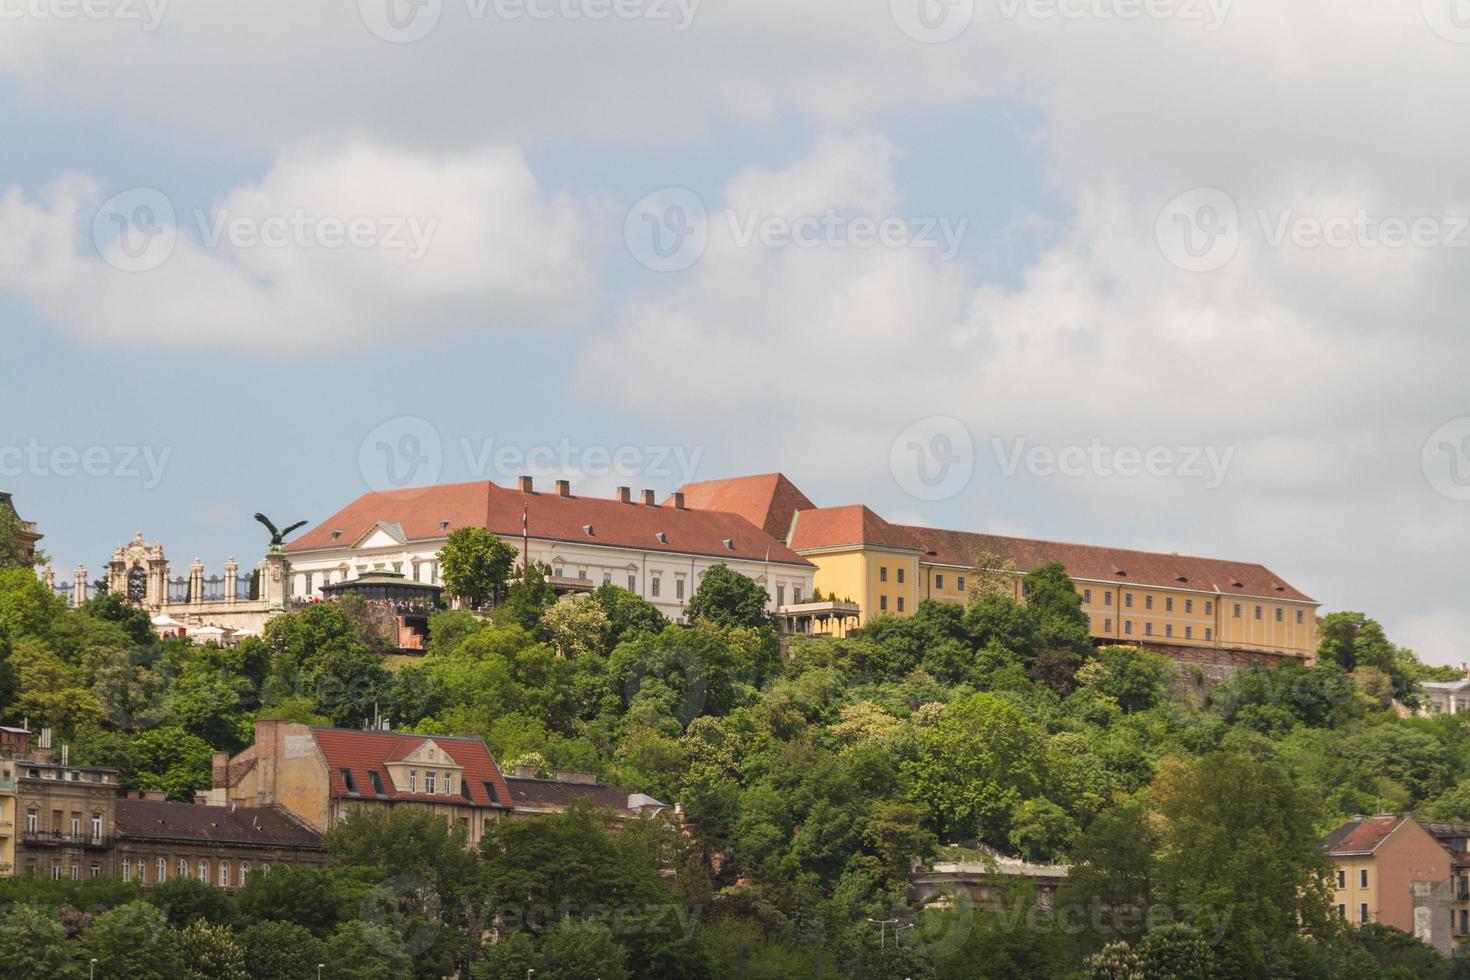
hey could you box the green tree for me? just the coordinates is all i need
[541,593,613,658]
[239,920,328,980]
[323,920,414,980]
[81,901,184,980]
[235,865,341,936]
[146,875,236,928]
[1055,797,1159,955]
[438,527,518,610]
[547,917,631,980]
[177,920,249,980]
[684,565,772,631]
[0,497,45,570]
[0,903,76,979]
[79,591,156,646]
[592,584,668,647]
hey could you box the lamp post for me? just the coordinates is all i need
[865,917,900,948]
[89,958,98,980]
[317,964,325,980]
[895,923,916,947]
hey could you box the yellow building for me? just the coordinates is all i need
[675,474,1319,663]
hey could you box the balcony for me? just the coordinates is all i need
[20,830,109,850]
[0,776,14,791]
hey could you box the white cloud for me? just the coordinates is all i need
[0,144,596,348]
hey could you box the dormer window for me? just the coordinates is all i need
[341,769,358,795]
[408,770,417,793]
[425,771,437,794]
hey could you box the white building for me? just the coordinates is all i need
[284,477,816,620]
[1420,678,1470,716]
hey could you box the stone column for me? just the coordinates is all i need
[147,543,169,610]
[42,566,55,591]
[223,558,239,605]
[189,559,205,605]
[263,548,290,612]
[73,565,88,608]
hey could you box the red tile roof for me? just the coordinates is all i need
[287,480,812,568]
[1324,815,1416,856]
[671,473,816,542]
[309,728,511,809]
[787,506,1315,603]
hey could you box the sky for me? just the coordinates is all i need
[2,0,1469,662]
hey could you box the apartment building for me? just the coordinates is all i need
[113,795,324,889]
[14,749,119,881]
[675,473,1319,662]
[284,477,815,622]
[1324,814,1470,954]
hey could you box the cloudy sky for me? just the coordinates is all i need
[3,0,1468,662]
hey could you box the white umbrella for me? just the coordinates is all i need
[151,614,186,629]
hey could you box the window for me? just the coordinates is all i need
[1145,595,1153,610]
[157,858,166,882]
[1233,603,1241,618]
[896,597,905,613]
[957,577,965,592]
[602,571,611,586]
[1124,593,1133,608]
[1163,624,1172,637]
[677,578,686,600]
[1337,904,1346,919]
[91,815,102,843]
[1254,605,1263,620]
[879,596,888,612]
[1083,588,1092,603]
[1360,869,1369,888]
[368,770,386,795]
[261,864,270,874]
[199,860,209,881]
[1205,601,1213,614]
[776,584,784,606]
[1104,618,1112,633]
[628,573,637,591]
[341,768,359,795]
[1360,904,1369,924]
[122,862,131,883]
[483,781,501,804]
[1125,621,1134,635]
[1297,610,1304,624]
[1185,599,1193,613]
[219,861,230,888]
[1337,869,1346,889]
[1104,591,1112,606]
[70,815,79,838]
[1145,623,1154,636]
[880,567,888,583]
[1165,597,1174,612]
[792,586,802,603]
[1205,627,1213,640]
[936,574,945,590]
[651,578,661,598]
[426,771,437,794]
[305,572,314,594]
[897,568,905,584]
[409,770,417,793]
[90,865,100,878]
[70,865,79,881]
[25,809,36,833]
[52,864,62,881]
[1185,626,1193,639]
[1275,607,1283,623]
[179,858,189,879]
[239,862,249,886]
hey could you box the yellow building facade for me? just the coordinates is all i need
[675,475,1319,662]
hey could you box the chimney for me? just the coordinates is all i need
[554,770,599,785]
[617,486,631,504]
[513,764,539,778]
[143,791,167,802]
[519,475,534,493]
[212,751,230,790]
[671,492,686,510]
[556,479,571,498]
[641,489,656,506]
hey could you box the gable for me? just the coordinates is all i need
[352,521,409,550]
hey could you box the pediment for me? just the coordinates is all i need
[351,521,408,550]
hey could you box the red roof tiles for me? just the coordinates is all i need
[287,480,812,568]
[115,799,323,848]
[309,728,511,809]
[672,473,816,542]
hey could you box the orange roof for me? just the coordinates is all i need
[1324,815,1416,856]
[787,506,1315,603]
[287,480,812,568]
[309,727,511,809]
[671,473,816,541]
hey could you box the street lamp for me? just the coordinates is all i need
[89,958,98,980]
[895,923,917,947]
[865,917,900,948]
[317,964,325,980]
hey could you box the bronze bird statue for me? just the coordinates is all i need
[254,513,309,547]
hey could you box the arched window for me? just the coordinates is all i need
[127,566,148,602]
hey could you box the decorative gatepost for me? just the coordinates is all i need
[253,514,307,614]
[223,558,239,605]
[189,559,205,605]
[72,565,88,608]
[42,566,54,591]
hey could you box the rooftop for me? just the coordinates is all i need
[115,799,323,849]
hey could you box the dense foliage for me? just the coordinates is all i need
[4,556,1470,977]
